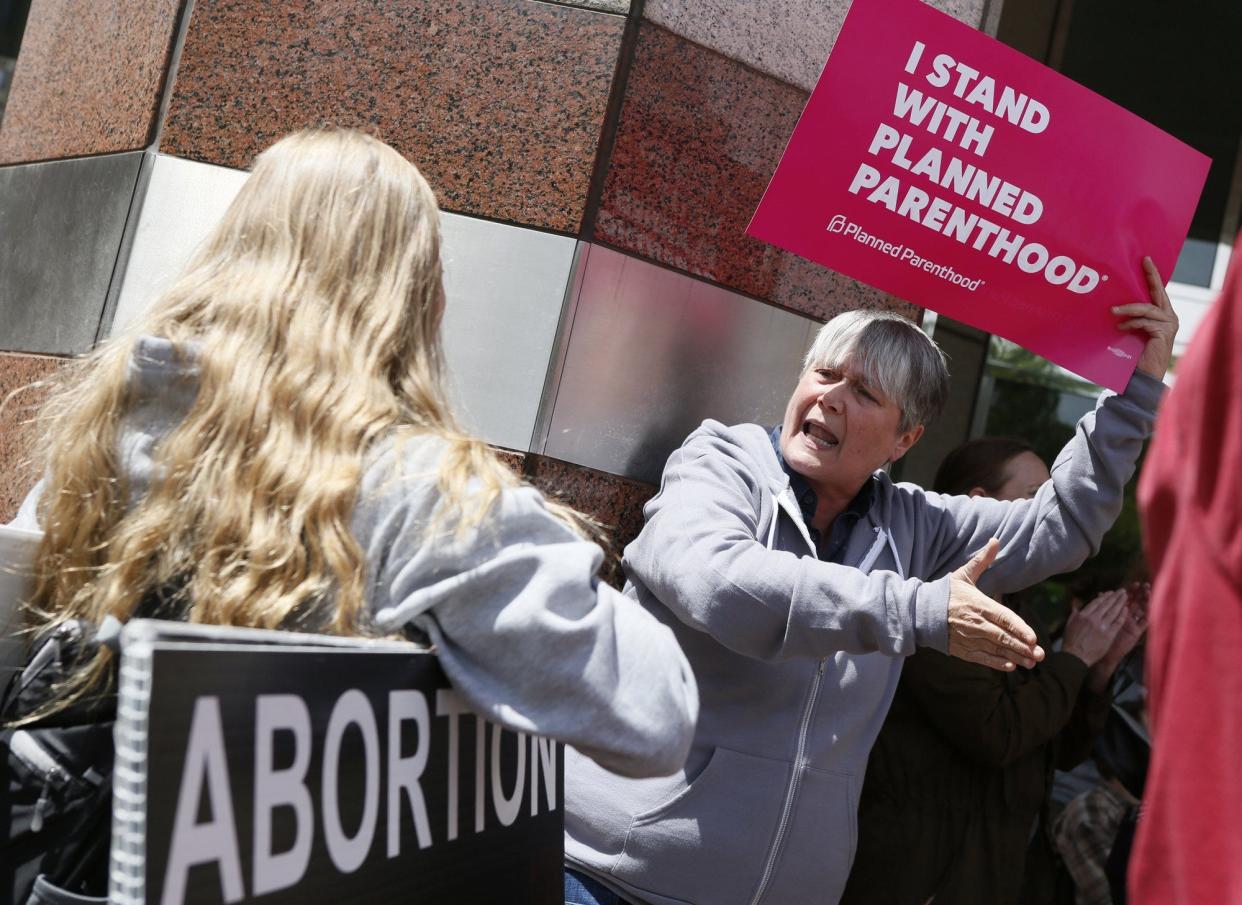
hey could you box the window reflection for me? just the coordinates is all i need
[0,0,32,126]
[1171,237,1221,287]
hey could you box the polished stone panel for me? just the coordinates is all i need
[541,244,820,484]
[110,155,250,334]
[0,152,144,354]
[161,0,624,232]
[0,352,65,523]
[525,454,656,588]
[0,0,182,164]
[494,449,527,477]
[110,155,575,452]
[556,0,629,12]
[595,25,914,322]
[438,218,577,451]
[645,0,987,92]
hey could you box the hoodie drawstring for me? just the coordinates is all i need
[858,526,906,579]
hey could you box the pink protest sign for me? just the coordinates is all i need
[747,0,1210,391]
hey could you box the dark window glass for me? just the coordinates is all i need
[0,0,33,126]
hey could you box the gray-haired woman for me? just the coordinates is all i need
[564,264,1176,905]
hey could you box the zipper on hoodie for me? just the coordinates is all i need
[747,658,826,905]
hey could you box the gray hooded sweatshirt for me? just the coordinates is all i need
[564,371,1164,905]
[9,336,698,779]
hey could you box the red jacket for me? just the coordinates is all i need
[1132,236,1242,904]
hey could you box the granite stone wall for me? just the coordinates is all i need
[0,0,996,554]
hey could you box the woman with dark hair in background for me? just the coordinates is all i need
[841,437,1147,905]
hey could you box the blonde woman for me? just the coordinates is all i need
[4,129,696,898]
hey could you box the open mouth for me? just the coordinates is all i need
[802,421,840,450]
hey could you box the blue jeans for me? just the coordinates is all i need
[564,868,624,905]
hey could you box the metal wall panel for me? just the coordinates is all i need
[541,245,818,483]
[110,154,250,334]
[437,217,577,450]
[110,154,575,451]
[0,152,143,354]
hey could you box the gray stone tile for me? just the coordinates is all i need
[0,152,143,354]
[549,0,629,13]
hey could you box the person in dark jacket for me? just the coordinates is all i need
[841,437,1148,905]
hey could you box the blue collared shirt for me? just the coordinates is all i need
[769,426,875,564]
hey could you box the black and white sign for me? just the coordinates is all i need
[120,628,562,905]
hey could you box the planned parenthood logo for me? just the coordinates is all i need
[828,214,986,291]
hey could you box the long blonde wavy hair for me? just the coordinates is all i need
[21,128,544,705]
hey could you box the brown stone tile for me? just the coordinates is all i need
[526,455,656,588]
[493,448,526,477]
[596,24,917,322]
[161,0,624,232]
[0,353,66,523]
[644,0,986,93]
[563,0,629,11]
[0,0,182,164]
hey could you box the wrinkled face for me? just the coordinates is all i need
[779,361,923,501]
[991,451,1051,502]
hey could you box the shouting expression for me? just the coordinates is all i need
[779,362,924,503]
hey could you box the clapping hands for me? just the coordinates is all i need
[1063,585,1149,691]
[1062,589,1130,667]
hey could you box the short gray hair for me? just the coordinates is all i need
[802,309,949,432]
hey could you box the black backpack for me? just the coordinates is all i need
[1,620,118,905]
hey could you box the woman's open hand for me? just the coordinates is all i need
[947,539,1045,671]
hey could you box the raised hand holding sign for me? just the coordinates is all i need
[1113,257,1179,380]
[748,0,1208,391]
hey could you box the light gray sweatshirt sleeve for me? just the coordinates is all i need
[624,430,948,662]
[919,370,1165,594]
[356,451,698,780]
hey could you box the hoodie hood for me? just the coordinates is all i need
[116,336,202,505]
